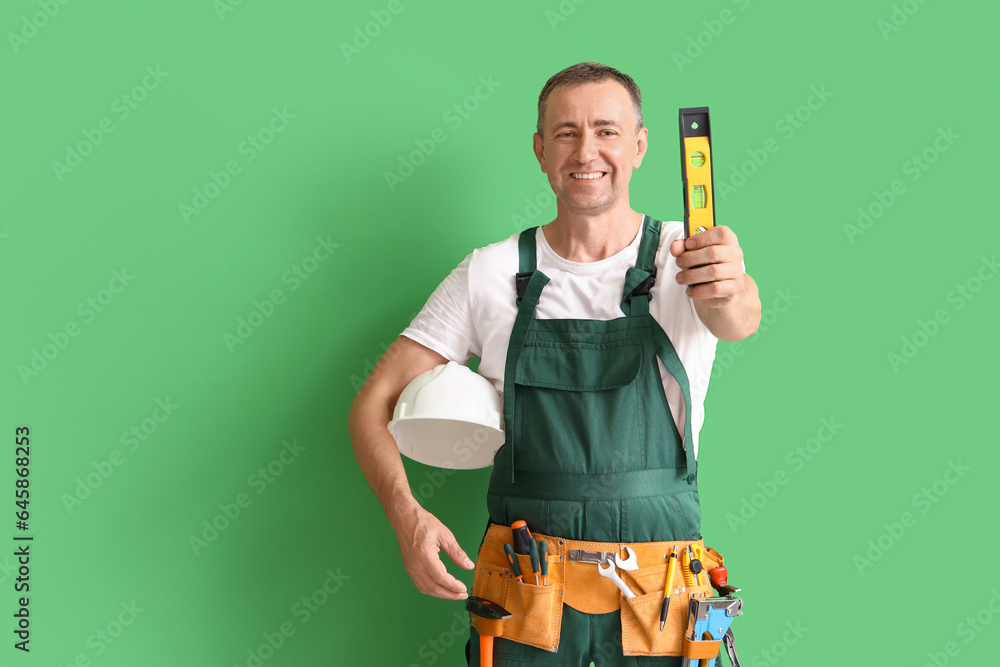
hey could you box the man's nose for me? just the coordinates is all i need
[574,133,597,164]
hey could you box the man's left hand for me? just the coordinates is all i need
[669,225,761,342]
[669,225,745,308]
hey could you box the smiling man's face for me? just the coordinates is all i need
[533,79,648,216]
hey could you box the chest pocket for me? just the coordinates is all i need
[513,338,644,474]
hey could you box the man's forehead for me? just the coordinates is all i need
[545,80,631,124]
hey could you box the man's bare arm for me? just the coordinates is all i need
[691,273,760,342]
[348,335,475,600]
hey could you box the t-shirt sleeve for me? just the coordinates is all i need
[400,253,477,364]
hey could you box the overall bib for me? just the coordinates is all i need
[468,216,707,666]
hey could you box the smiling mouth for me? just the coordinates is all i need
[571,172,606,180]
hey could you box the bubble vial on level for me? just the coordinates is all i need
[692,185,706,209]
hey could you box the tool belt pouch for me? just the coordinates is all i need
[471,529,563,653]
[619,544,725,657]
[472,525,727,657]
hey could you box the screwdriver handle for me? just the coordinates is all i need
[539,540,549,584]
[504,543,523,583]
[512,520,533,555]
[529,539,540,585]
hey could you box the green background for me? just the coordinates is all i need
[2,0,997,665]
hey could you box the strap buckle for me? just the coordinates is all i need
[629,267,657,300]
[515,271,533,305]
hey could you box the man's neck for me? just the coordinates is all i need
[542,205,643,263]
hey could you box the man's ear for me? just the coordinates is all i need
[533,132,547,173]
[633,126,649,169]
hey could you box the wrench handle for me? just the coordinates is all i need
[617,580,637,599]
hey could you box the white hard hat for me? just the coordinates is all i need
[388,361,505,469]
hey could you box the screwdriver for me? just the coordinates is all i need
[539,540,549,586]
[512,520,533,555]
[503,543,524,584]
[529,539,540,585]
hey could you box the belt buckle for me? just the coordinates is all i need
[567,549,617,565]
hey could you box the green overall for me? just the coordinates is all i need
[468,216,706,666]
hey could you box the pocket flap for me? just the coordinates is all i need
[515,340,642,391]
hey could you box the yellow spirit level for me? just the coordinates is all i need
[679,107,715,239]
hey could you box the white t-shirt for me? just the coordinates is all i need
[401,217,725,459]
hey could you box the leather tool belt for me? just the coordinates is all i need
[471,523,727,657]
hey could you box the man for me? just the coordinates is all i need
[349,62,760,665]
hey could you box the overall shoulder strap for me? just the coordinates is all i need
[505,227,548,481]
[625,217,698,477]
[621,215,662,317]
[650,320,697,478]
[515,227,537,305]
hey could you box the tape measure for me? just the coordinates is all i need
[679,107,715,239]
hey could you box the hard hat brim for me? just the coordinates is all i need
[389,416,504,470]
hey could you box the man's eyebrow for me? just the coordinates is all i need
[552,120,622,131]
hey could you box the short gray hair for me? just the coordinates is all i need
[536,62,643,136]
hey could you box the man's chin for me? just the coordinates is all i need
[556,193,617,214]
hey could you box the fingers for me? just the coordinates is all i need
[677,260,744,287]
[682,225,737,250]
[684,276,745,302]
[397,510,475,600]
[441,533,475,570]
[674,227,746,302]
[673,225,743,300]
[674,240,742,267]
[413,570,468,600]
[417,547,470,600]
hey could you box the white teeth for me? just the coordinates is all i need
[571,172,605,179]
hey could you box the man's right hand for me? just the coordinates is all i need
[348,335,476,600]
[392,502,475,600]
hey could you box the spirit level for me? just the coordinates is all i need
[679,107,715,239]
